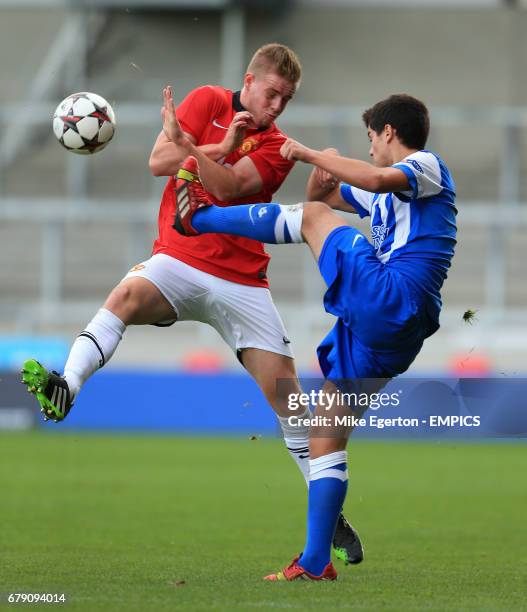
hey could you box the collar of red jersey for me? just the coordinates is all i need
[232,90,268,132]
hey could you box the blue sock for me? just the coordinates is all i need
[191,203,304,244]
[299,451,348,576]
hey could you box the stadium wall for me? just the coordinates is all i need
[1,6,527,201]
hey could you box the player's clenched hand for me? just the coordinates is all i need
[315,167,338,190]
[315,148,340,189]
[280,138,314,162]
[161,86,191,150]
[222,111,252,155]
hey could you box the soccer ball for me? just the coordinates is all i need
[53,92,116,154]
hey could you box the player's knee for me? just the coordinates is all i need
[309,436,347,459]
[302,201,332,231]
[304,201,331,221]
[106,283,133,308]
[254,364,300,417]
[259,380,291,415]
[104,283,142,323]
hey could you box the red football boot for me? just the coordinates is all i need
[264,555,338,582]
[172,156,213,236]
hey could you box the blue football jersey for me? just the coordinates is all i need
[340,150,457,320]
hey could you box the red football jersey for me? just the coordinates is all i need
[152,85,295,287]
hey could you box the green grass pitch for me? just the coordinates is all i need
[0,432,526,610]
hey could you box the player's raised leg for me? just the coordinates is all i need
[22,276,176,422]
[171,157,349,258]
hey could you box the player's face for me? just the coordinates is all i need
[243,71,297,129]
[367,127,391,167]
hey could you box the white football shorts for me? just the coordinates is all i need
[122,253,294,359]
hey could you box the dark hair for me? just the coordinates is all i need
[362,94,430,150]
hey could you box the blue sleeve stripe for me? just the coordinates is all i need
[340,183,370,218]
[393,163,418,199]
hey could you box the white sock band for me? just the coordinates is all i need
[277,203,304,243]
[309,450,348,482]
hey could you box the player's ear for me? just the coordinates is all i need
[384,124,395,143]
[244,72,255,89]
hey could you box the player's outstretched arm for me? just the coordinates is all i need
[149,131,197,176]
[282,139,409,194]
[149,131,248,176]
[149,87,252,177]
[160,86,263,200]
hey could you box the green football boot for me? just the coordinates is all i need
[21,359,73,423]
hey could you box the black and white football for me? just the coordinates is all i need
[53,92,116,154]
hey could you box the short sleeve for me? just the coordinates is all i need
[392,151,443,200]
[247,135,294,192]
[176,86,219,143]
[340,183,373,218]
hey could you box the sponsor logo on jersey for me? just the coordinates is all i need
[129,263,146,272]
[371,224,388,249]
[352,234,364,248]
[212,119,229,130]
[283,336,291,344]
[408,159,424,173]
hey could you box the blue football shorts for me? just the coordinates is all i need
[317,225,435,381]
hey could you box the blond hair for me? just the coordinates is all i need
[247,43,302,85]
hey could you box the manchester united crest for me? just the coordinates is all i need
[239,137,258,155]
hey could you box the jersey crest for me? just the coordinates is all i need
[371,224,388,249]
[238,137,258,156]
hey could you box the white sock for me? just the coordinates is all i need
[277,203,304,243]
[278,406,311,485]
[63,308,126,399]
